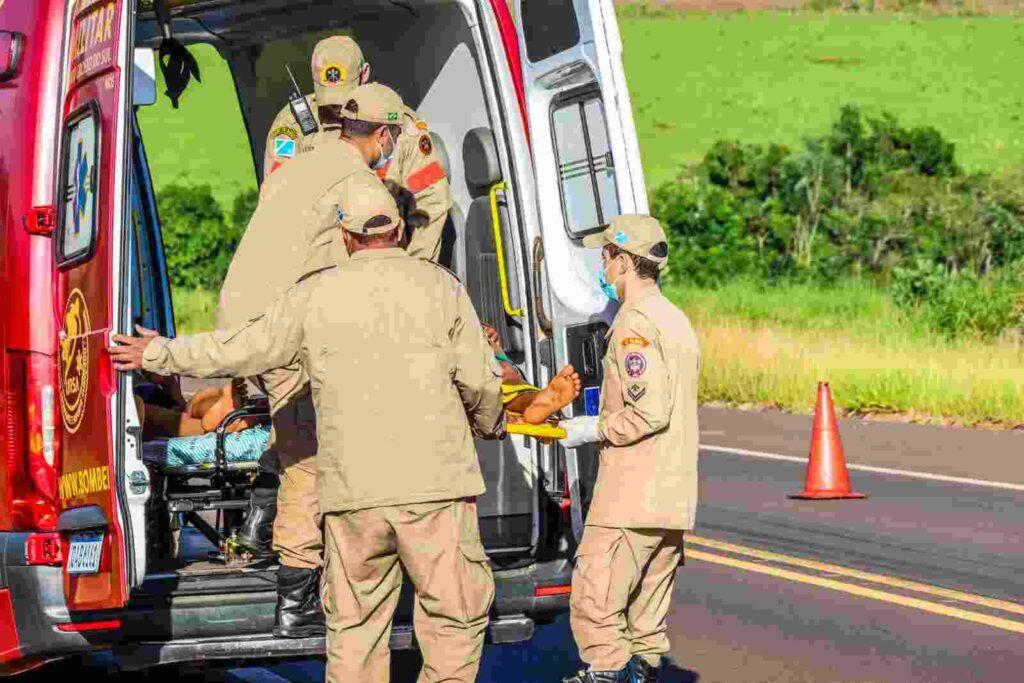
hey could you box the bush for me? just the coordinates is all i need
[157,183,245,290]
[650,106,1024,288]
[892,260,1024,339]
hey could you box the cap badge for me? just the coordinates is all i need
[320,63,346,85]
[613,229,629,245]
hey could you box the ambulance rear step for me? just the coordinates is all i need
[105,616,535,669]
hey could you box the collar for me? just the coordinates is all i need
[349,247,409,261]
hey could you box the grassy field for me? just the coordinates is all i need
[667,281,1024,426]
[137,44,257,212]
[619,9,1024,186]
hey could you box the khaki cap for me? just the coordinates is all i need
[582,214,670,269]
[338,180,403,236]
[311,35,364,103]
[337,83,405,125]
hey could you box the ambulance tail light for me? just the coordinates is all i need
[3,352,60,532]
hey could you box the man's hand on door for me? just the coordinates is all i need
[109,325,160,372]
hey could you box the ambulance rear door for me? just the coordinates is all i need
[54,0,146,612]
[512,0,647,538]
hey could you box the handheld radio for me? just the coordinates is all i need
[286,64,319,136]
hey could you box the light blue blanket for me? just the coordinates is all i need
[143,425,270,469]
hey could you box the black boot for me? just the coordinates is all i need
[273,566,326,638]
[563,667,630,683]
[628,656,660,683]
[233,485,277,554]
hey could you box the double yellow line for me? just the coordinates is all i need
[686,535,1024,634]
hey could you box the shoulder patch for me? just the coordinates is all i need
[418,134,433,156]
[271,126,298,140]
[620,336,650,348]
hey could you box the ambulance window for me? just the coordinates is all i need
[520,1,581,63]
[58,108,100,265]
[552,91,619,235]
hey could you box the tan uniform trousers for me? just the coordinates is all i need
[570,526,684,671]
[260,369,321,571]
[322,499,494,683]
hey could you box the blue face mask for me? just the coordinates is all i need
[598,264,619,302]
[371,129,396,171]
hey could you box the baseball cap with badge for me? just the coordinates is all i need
[311,35,365,103]
[337,180,404,236]
[582,214,670,269]
[336,82,407,125]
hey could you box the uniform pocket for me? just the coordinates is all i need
[571,530,624,614]
[457,539,494,624]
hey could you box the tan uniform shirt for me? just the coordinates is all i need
[263,95,452,261]
[146,249,505,513]
[216,134,386,432]
[587,288,701,530]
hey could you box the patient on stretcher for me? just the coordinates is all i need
[136,375,255,441]
[482,324,581,424]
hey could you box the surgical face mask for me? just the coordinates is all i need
[371,128,395,171]
[598,259,619,302]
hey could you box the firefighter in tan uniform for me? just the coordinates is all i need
[217,83,413,638]
[110,185,504,683]
[558,215,701,683]
[263,34,451,260]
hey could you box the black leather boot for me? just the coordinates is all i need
[273,566,326,638]
[628,656,660,683]
[233,486,276,554]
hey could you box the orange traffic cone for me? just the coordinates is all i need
[789,382,866,500]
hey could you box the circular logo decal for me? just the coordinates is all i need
[59,288,91,434]
[319,63,346,85]
[624,352,647,379]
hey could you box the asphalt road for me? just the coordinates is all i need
[24,411,1024,681]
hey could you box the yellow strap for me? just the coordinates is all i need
[506,423,566,439]
[489,181,524,318]
[501,383,540,405]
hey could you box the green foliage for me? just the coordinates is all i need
[157,184,244,290]
[653,106,1024,339]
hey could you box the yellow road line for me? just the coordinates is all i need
[687,535,1024,617]
[687,550,1024,635]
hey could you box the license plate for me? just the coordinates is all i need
[67,532,104,574]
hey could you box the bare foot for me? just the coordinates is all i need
[200,379,250,433]
[523,365,581,425]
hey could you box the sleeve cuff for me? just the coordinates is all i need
[141,337,171,373]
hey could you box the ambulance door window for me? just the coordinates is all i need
[551,89,619,235]
[57,106,101,266]
[520,0,581,63]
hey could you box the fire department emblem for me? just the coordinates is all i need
[320,62,346,85]
[59,288,91,434]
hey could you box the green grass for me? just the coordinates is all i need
[137,44,257,212]
[665,280,1024,426]
[620,10,1024,187]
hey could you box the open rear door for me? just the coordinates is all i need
[54,0,142,612]
[512,0,647,538]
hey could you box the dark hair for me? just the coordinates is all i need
[345,225,402,247]
[605,243,663,282]
[329,114,401,140]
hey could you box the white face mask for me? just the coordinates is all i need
[371,128,395,171]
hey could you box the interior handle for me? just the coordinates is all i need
[532,236,553,337]
[488,181,523,318]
